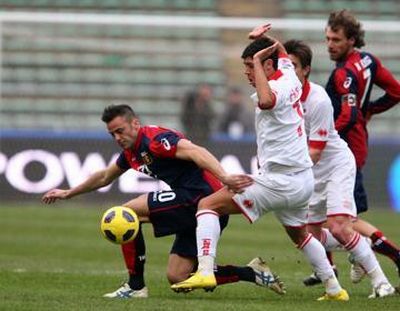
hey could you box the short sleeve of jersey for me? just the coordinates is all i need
[149,131,182,158]
[278,53,295,73]
[116,152,130,170]
[308,96,332,142]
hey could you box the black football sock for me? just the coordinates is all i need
[121,225,146,290]
[215,265,255,285]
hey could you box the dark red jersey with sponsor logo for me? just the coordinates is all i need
[116,125,222,191]
[326,50,400,168]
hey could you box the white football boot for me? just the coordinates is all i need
[350,263,367,283]
[368,282,396,299]
[103,283,148,298]
[348,254,366,283]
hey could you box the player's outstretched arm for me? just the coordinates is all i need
[175,139,253,192]
[41,163,124,204]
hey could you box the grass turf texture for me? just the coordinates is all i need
[1,204,399,310]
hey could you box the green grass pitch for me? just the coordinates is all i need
[1,204,399,310]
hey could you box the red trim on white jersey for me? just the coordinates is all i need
[268,70,283,81]
[309,140,327,150]
[278,52,289,59]
[300,79,311,102]
[327,213,355,218]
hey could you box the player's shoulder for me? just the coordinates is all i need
[142,125,184,140]
[307,82,333,112]
[309,82,331,102]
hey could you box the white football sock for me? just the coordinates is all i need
[299,234,342,295]
[345,233,389,287]
[196,209,220,276]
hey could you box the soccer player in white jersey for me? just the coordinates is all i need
[172,24,348,301]
[284,39,395,298]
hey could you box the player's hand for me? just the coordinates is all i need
[221,174,253,193]
[42,189,70,204]
[253,41,279,62]
[248,23,271,40]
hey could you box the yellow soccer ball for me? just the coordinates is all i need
[100,206,140,244]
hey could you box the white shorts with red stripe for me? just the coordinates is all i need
[233,168,314,227]
[308,156,357,224]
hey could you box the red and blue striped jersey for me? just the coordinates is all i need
[116,125,222,191]
[326,50,400,168]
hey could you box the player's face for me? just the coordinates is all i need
[325,26,355,62]
[243,57,256,87]
[243,56,273,87]
[288,54,308,85]
[107,115,140,149]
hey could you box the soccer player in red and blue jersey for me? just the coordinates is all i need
[325,9,400,279]
[42,104,284,298]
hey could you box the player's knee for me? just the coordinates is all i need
[198,197,208,210]
[329,220,352,243]
[198,196,218,211]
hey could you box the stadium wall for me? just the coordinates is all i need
[0,133,399,212]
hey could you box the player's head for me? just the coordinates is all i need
[241,37,279,87]
[284,40,312,85]
[102,104,140,149]
[325,10,365,62]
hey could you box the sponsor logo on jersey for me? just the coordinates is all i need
[317,129,328,137]
[342,93,357,106]
[243,199,254,209]
[343,77,352,89]
[140,151,153,165]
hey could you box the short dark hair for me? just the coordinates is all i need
[101,104,137,123]
[327,9,365,48]
[284,39,313,69]
[241,37,279,69]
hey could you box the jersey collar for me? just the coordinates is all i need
[300,79,311,102]
[268,70,283,81]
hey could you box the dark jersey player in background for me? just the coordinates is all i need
[42,104,284,298]
[325,10,400,280]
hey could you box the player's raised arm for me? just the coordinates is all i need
[174,139,253,192]
[41,163,124,204]
[252,42,279,109]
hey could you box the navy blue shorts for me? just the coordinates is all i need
[354,169,368,214]
[147,188,229,257]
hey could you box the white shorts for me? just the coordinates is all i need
[308,157,357,224]
[233,168,314,227]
